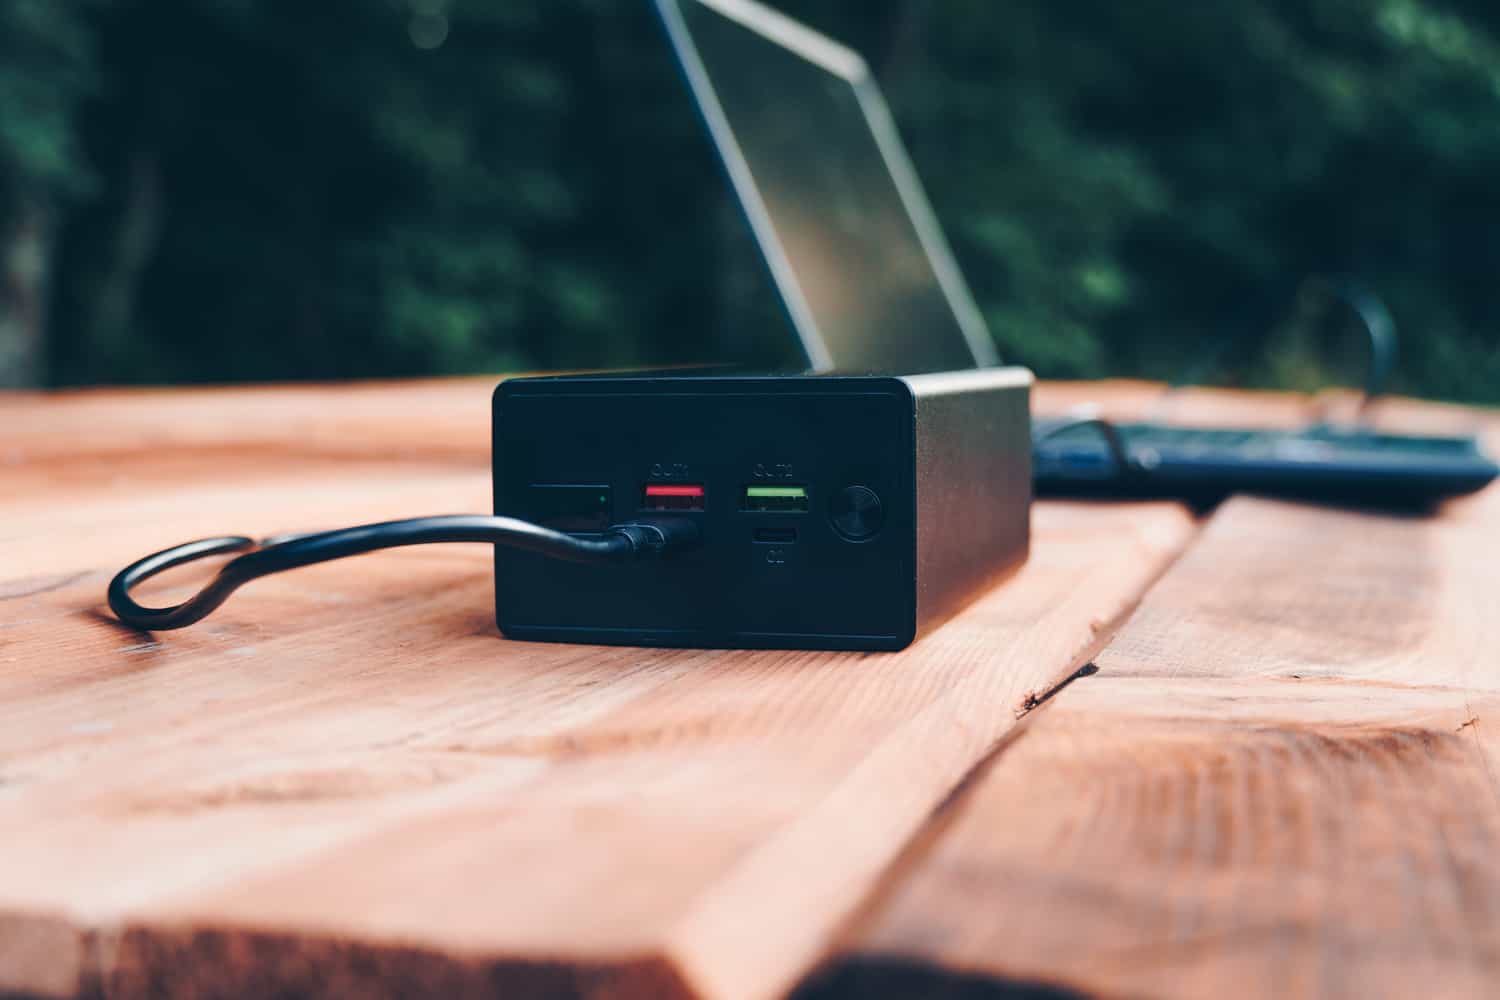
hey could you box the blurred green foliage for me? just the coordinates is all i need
[2,0,1499,400]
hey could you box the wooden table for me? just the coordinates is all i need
[3,378,1497,999]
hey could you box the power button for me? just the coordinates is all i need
[829,485,883,541]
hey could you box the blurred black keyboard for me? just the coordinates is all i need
[1033,417,1498,502]
[1118,423,1486,458]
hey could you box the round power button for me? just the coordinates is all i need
[829,485,883,541]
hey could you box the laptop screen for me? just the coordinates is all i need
[660,0,997,374]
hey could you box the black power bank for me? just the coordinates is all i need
[493,369,1031,651]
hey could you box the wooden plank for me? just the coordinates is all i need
[0,377,495,465]
[0,381,1194,999]
[830,674,1500,999]
[833,394,1500,999]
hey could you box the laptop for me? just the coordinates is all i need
[654,0,1498,504]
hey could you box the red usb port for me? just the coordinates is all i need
[642,483,705,511]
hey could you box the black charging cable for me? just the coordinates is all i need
[108,514,701,631]
[1034,277,1402,465]
[1300,277,1397,427]
[1161,276,1398,422]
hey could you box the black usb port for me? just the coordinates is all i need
[753,526,798,544]
[526,484,612,531]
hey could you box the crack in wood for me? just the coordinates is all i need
[0,569,94,602]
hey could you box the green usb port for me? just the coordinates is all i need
[743,484,808,512]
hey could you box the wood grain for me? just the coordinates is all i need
[0,380,1193,999]
[835,395,1500,999]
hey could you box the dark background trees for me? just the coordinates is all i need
[3,0,1498,401]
